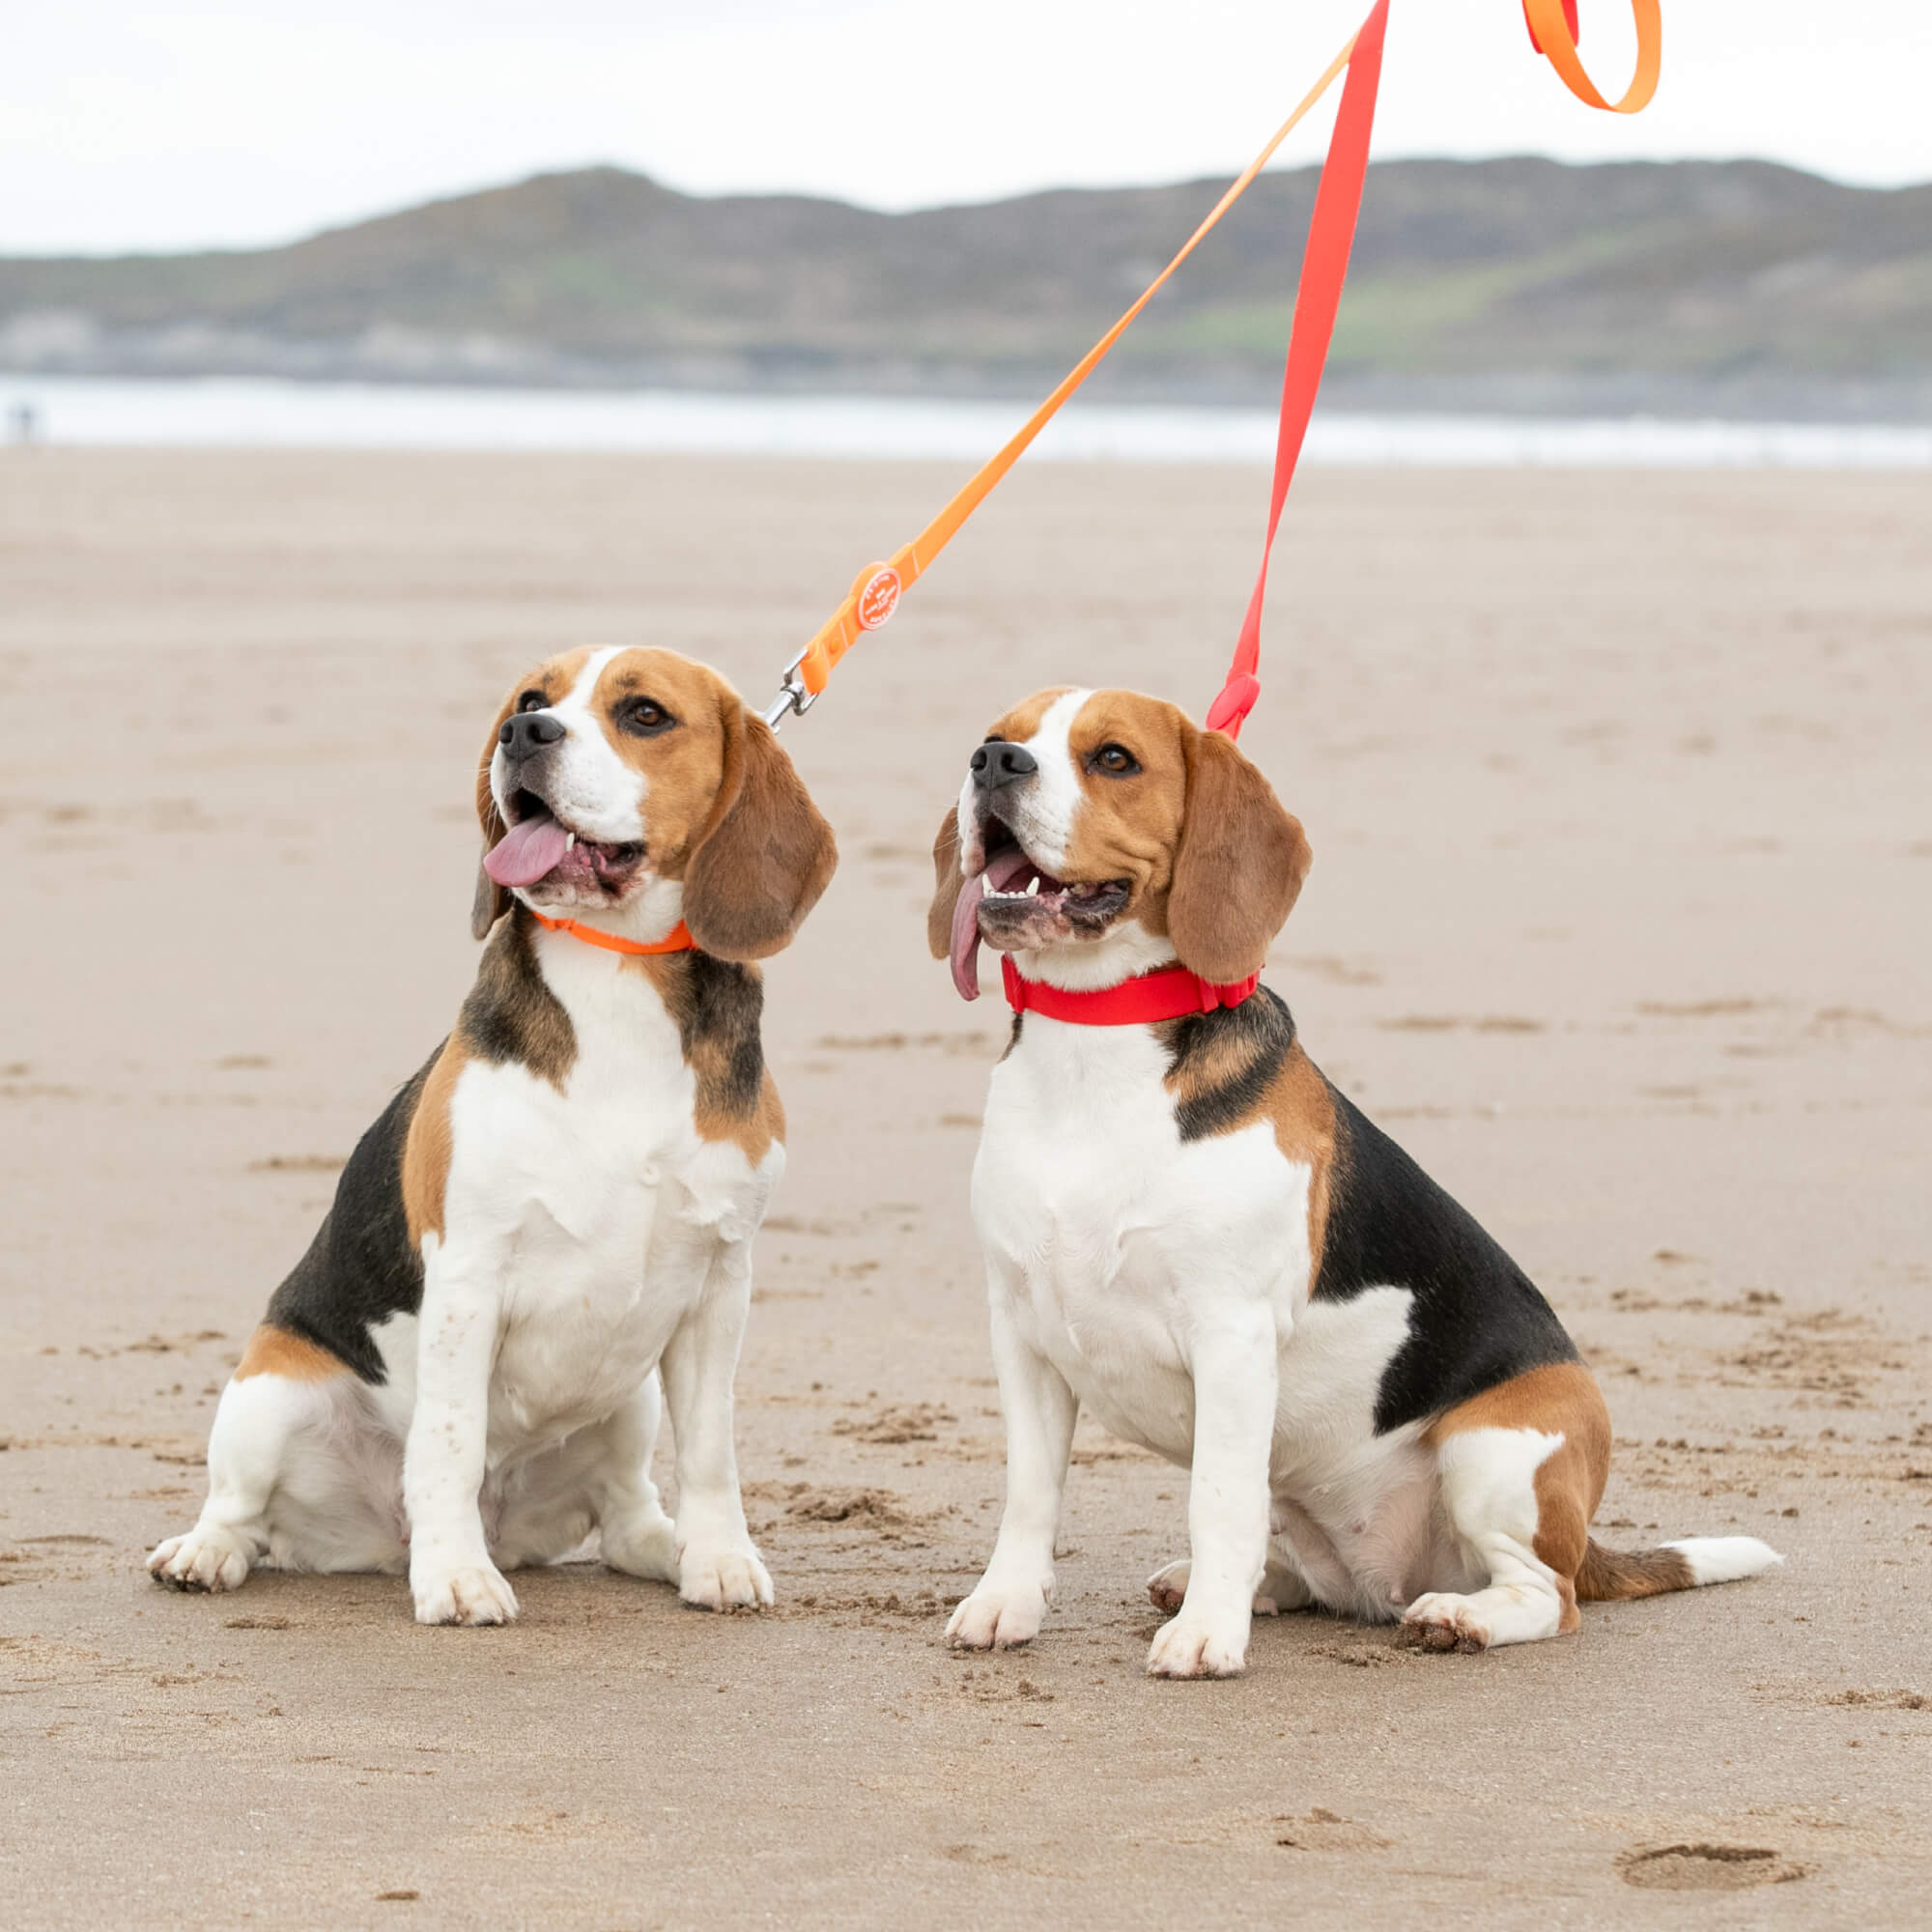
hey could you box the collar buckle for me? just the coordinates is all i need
[1199,971,1261,1013]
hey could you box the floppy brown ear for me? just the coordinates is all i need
[927,806,963,960]
[470,690,518,941]
[681,700,838,961]
[1166,724,1312,982]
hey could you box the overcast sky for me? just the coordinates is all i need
[8,2,1931,256]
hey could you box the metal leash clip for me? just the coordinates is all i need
[759,653,819,730]
[757,561,903,731]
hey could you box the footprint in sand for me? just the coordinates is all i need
[1618,1844,1809,1890]
[1274,1809,1392,1852]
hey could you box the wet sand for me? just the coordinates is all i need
[1,449,1928,1925]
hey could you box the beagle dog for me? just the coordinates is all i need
[150,647,836,1625]
[928,686,1778,1678]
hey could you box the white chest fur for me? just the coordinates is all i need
[973,1015,1428,1591]
[412,931,780,1465]
[973,1016,1307,1457]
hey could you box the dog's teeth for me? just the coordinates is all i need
[1026,877,1040,896]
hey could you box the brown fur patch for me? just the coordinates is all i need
[680,703,838,962]
[1576,1538,1696,1601]
[701,1067,785,1165]
[633,952,781,1164]
[1428,1362,1613,1591]
[927,805,963,960]
[233,1322,348,1383]
[1162,719,1311,983]
[401,1037,468,1243]
[1263,1044,1338,1284]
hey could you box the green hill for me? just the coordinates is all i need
[6,158,1930,416]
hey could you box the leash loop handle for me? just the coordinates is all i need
[1523,0,1662,114]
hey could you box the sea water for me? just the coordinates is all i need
[5,374,1930,469]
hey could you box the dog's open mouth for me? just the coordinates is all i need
[484,791,646,895]
[949,819,1130,1000]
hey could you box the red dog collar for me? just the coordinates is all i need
[1001,953,1260,1025]
[529,911,696,957]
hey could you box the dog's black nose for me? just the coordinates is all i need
[970,741,1037,791]
[499,710,566,760]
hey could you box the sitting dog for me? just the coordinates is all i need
[151,647,835,1625]
[928,685,1778,1677]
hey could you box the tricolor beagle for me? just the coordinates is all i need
[928,686,1779,1677]
[150,647,836,1625]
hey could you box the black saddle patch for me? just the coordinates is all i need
[1315,1083,1578,1433]
[264,1053,435,1384]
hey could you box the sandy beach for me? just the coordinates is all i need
[1,448,1927,1925]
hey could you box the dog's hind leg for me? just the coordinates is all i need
[1147,1541,1314,1618]
[1402,1357,1781,1653]
[1398,1361,1608,1653]
[147,1325,350,1593]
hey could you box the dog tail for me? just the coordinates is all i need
[1576,1534,1782,1603]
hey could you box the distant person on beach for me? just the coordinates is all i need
[8,402,39,443]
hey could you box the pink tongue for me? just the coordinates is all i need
[949,848,1035,1002]
[484,813,573,889]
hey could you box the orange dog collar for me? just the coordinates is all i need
[528,911,696,957]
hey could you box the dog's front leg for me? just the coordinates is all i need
[405,1236,517,1627]
[947,1288,1078,1650]
[1147,1311,1278,1679]
[659,1249,772,1610]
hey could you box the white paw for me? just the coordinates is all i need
[602,1510,680,1585]
[1147,1609,1250,1679]
[1146,1559,1288,1618]
[148,1526,251,1594]
[412,1559,520,1627]
[1398,1591,1492,1654]
[678,1543,774,1611]
[947,1577,1050,1650]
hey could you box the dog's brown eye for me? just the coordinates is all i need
[1092,743,1140,777]
[517,691,547,714]
[619,696,675,738]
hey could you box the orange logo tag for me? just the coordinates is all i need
[855,566,901,631]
